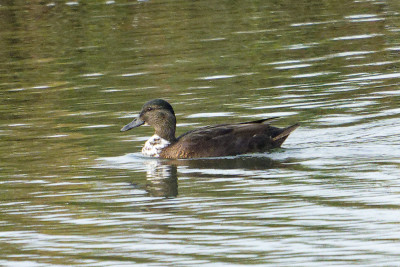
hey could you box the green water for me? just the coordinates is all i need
[1,0,400,265]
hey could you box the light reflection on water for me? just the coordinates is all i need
[1,0,400,265]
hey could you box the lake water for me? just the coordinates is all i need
[1,0,400,265]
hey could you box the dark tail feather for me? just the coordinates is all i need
[272,123,300,147]
[240,117,279,125]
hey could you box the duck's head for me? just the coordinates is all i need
[121,99,177,142]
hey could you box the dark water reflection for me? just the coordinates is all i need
[1,0,400,265]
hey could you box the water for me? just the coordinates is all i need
[1,0,400,265]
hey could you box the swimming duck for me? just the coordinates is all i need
[121,99,299,159]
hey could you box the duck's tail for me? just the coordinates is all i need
[272,123,300,147]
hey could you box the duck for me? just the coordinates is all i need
[121,99,299,159]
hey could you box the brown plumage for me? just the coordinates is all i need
[121,99,299,159]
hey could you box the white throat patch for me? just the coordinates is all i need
[141,134,170,157]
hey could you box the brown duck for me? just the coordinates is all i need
[121,99,299,159]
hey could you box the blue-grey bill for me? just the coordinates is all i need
[120,118,145,132]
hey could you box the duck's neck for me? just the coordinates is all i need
[154,117,177,143]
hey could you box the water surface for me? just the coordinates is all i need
[1,0,400,265]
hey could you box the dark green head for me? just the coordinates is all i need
[121,99,177,142]
[141,99,175,116]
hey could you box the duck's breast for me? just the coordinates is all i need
[142,134,171,157]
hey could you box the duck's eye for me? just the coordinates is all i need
[146,107,153,112]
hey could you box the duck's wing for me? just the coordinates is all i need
[176,117,279,140]
[176,124,232,140]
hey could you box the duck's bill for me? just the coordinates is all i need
[120,117,145,132]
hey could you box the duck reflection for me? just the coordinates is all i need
[143,160,178,198]
[142,155,283,197]
[175,155,279,171]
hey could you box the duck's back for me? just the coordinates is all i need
[160,120,299,159]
